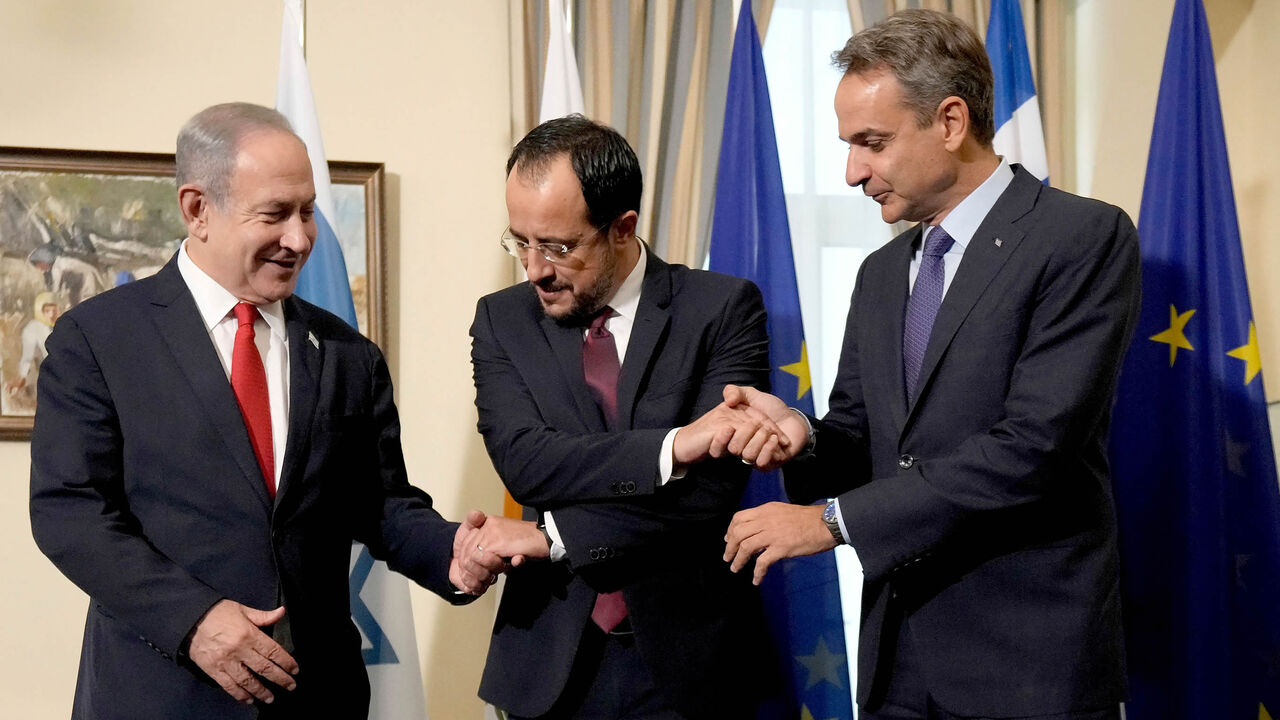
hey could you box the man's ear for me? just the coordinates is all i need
[937,95,971,152]
[612,210,639,244]
[178,184,210,241]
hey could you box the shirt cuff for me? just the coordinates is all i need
[659,427,686,485]
[831,498,852,545]
[542,511,568,562]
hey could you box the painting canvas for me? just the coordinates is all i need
[0,147,385,439]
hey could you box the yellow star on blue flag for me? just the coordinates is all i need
[1149,304,1195,367]
[779,342,812,401]
[1227,321,1262,385]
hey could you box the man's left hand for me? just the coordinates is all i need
[724,502,838,585]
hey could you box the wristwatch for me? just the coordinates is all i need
[822,499,844,545]
[536,517,554,551]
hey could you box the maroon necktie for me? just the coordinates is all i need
[231,302,275,499]
[582,306,627,632]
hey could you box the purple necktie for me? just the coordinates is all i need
[581,306,627,632]
[903,227,955,401]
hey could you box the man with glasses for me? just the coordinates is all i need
[465,114,779,719]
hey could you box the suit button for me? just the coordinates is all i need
[589,549,600,561]
[609,483,619,494]
[627,481,636,492]
[898,454,915,469]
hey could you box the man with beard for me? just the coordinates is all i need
[465,114,779,719]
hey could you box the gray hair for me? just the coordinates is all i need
[175,102,301,207]
[832,9,995,147]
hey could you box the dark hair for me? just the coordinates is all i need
[832,9,995,147]
[506,114,643,230]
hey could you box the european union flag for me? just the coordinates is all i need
[1109,0,1280,718]
[709,3,853,718]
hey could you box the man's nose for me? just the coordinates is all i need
[846,147,871,188]
[524,247,555,282]
[281,214,315,253]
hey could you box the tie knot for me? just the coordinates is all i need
[233,302,261,327]
[923,227,955,258]
[589,306,613,335]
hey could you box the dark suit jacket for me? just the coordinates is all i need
[470,250,773,718]
[785,166,1140,716]
[30,257,463,720]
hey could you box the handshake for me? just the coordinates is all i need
[671,384,809,472]
[448,383,825,596]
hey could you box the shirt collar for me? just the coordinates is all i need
[934,159,1015,249]
[176,239,287,339]
[603,241,646,322]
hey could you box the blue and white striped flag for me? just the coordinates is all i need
[276,2,427,718]
[986,0,1049,183]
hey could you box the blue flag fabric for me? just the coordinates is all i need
[1109,1,1280,718]
[709,4,854,718]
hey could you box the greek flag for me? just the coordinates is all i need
[986,0,1048,182]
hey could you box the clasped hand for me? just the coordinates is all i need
[451,510,551,594]
[672,385,808,471]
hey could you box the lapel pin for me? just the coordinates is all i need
[307,331,319,349]
[994,238,1003,247]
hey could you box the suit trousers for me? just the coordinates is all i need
[508,624,686,720]
[861,611,1120,720]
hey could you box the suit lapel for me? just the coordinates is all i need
[276,298,321,510]
[617,251,672,431]
[906,168,1040,425]
[541,309,609,433]
[148,259,272,511]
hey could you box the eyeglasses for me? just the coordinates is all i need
[499,224,608,264]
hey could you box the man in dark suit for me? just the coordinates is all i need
[464,115,779,719]
[29,102,501,720]
[710,10,1141,720]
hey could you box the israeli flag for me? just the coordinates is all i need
[276,2,428,718]
[986,0,1049,183]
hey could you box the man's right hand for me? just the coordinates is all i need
[672,397,791,471]
[186,599,298,705]
[720,385,809,471]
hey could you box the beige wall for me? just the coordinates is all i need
[0,1,513,718]
[3,1,1279,718]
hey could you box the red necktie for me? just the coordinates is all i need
[582,306,627,632]
[232,302,275,499]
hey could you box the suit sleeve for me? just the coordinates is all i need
[839,209,1141,583]
[29,315,224,659]
[471,280,770,569]
[783,261,876,505]
[349,342,468,603]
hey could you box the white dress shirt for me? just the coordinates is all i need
[177,241,291,489]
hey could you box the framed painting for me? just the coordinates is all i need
[0,146,386,440]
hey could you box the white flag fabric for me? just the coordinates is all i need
[276,2,427,717]
[986,0,1049,183]
[538,0,585,122]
